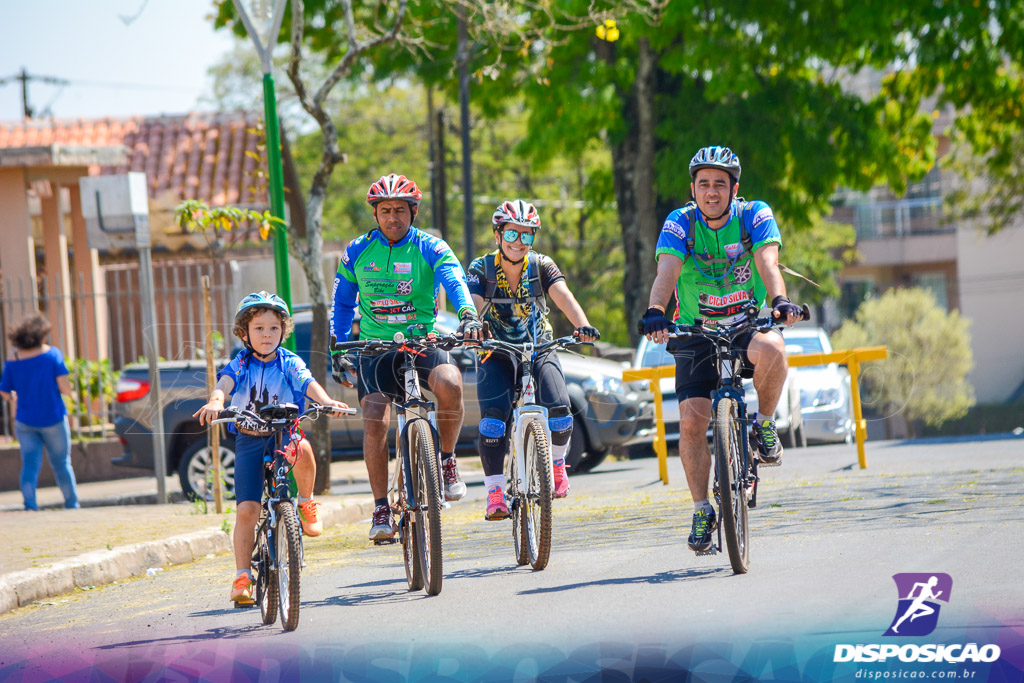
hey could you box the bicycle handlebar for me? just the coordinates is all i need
[332,331,469,356]
[475,335,593,358]
[211,402,355,428]
[666,302,811,342]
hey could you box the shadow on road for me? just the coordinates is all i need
[516,565,732,596]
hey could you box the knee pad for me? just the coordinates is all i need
[548,406,573,447]
[479,416,507,447]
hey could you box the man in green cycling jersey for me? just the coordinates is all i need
[330,173,482,541]
[638,146,804,554]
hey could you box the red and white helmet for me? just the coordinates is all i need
[491,199,541,230]
[366,174,422,207]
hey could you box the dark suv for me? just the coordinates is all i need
[114,311,643,498]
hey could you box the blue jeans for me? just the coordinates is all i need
[15,417,80,510]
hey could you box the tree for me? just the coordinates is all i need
[831,287,975,437]
[363,1,1024,343]
[213,0,409,493]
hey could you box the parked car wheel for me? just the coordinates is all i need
[178,435,237,501]
[782,420,808,449]
[575,447,608,474]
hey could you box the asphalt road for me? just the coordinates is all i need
[1,436,1022,681]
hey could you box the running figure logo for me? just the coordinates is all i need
[884,573,952,636]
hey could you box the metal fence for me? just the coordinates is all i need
[1,259,235,441]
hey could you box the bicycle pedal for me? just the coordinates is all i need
[441,501,452,511]
[759,460,781,468]
[373,537,398,546]
[695,547,719,557]
[232,601,256,609]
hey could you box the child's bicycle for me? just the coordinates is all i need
[213,402,355,630]
[332,330,467,596]
[476,335,591,570]
[667,302,808,574]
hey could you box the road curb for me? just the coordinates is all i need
[0,498,372,616]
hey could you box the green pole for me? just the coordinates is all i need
[262,71,295,351]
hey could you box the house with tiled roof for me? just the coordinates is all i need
[0,112,275,368]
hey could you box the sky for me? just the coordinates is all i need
[1,0,241,122]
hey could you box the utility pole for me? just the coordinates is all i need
[457,7,474,264]
[0,68,70,118]
[436,108,449,243]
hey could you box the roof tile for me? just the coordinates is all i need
[0,113,269,209]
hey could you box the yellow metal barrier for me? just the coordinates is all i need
[786,346,887,469]
[622,345,887,483]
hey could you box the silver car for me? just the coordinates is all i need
[783,326,855,444]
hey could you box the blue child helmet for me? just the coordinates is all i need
[235,291,290,325]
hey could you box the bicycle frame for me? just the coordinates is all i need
[390,349,443,521]
[707,342,758,511]
[507,343,554,498]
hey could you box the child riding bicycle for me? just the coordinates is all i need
[194,291,350,606]
[467,200,600,520]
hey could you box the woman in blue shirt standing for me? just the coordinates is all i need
[0,314,80,510]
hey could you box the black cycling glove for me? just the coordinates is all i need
[771,295,804,321]
[636,307,671,336]
[574,325,601,341]
[457,310,483,336]
[331,352,357,385]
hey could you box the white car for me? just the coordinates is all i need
[783,326,856,444]
[627,333,806,456]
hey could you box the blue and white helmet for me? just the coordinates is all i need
[689,146,741,182]
[235,290,290,325]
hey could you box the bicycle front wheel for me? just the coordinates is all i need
[714,398,750,574]
[411,420,443,595]
[255,521,278,625]
[397,450,424,592]
[523,421,553,570]
[274,502,303,630]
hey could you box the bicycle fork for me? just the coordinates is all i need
[508,406,551,505]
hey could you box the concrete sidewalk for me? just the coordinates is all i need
[0,460,375,616]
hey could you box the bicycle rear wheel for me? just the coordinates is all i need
[714,398,750,574]
[255,521,278,625]
[523,421,553,570]
[411,420,443,595]
[274,502,303,630]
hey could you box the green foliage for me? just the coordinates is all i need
[67,358,118,427]
[944,65,1024,234]
[781,213,858,306]
[174,199,283,243]
[285,83,630,344]
[831,287,975,429]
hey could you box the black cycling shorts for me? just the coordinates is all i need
[670,328,781,401]
[356,347,455,402]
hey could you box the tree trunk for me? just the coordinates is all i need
[615,38,660,346]
[294,235,332,494]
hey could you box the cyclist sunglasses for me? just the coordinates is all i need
[503,228,535,245]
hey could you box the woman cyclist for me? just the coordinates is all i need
[467,200,599,520]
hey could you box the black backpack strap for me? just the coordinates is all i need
[483,256,498,300]
[737,199,754,254]
[526,255,543,299]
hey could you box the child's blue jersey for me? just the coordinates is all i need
[217,348,313,435]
